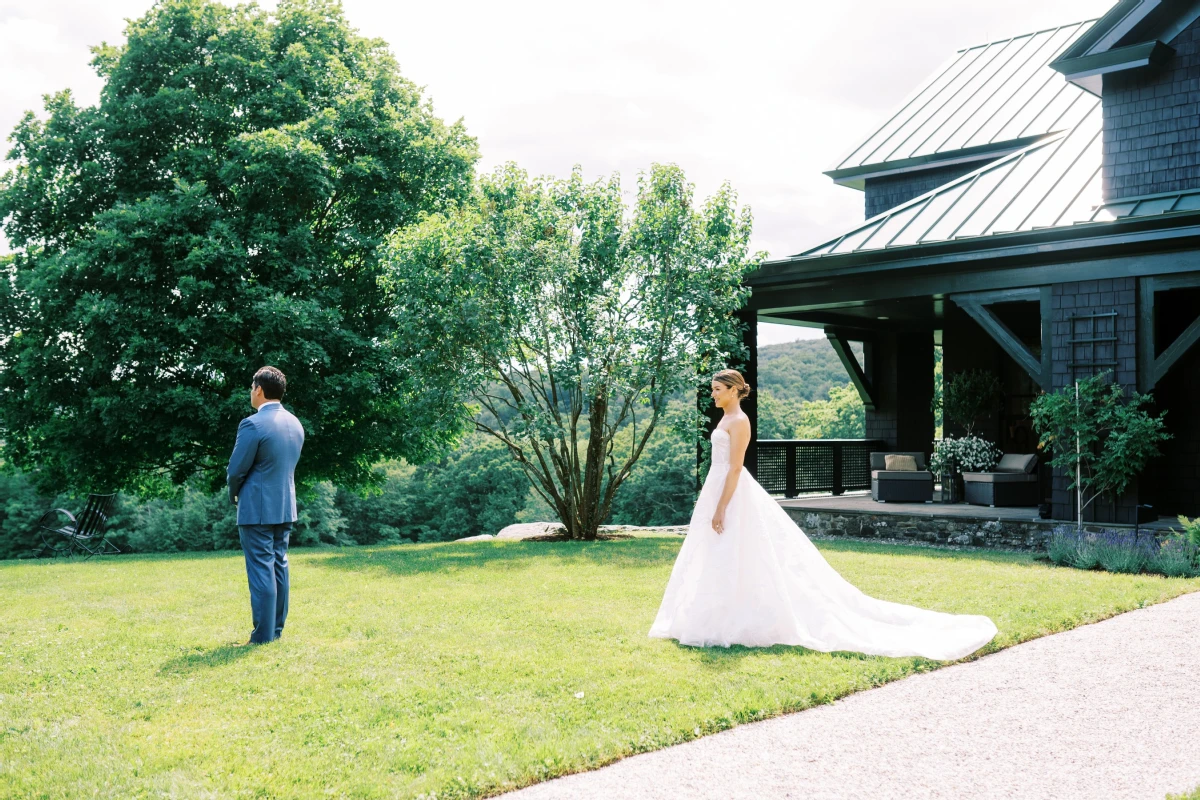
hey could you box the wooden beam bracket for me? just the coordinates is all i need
[951,288,1052,390]
[825,328,876,411]
[1139,273,1200,390]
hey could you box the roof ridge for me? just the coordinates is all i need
[954,18,1101,54]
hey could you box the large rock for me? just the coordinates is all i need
[601,524,687,536]
[495,522,565,540]
[455,534,495,542]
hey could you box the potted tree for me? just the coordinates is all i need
[1030,373,1170,527]
[930,370,1002,502]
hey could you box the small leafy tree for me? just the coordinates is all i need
[0,0,478,494]
[935,369,1001,436]
[383,163,759,540]
[1030,373,1170,524]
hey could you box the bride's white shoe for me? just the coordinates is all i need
[649,429,997,660]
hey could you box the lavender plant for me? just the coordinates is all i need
[1150,535,1200,578]
[1069,533,1101,570]
[1046,525,1199,577]
[1046,526,1078,566]
[1092,529,1156,574]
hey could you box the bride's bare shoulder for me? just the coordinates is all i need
[729,413,752,436]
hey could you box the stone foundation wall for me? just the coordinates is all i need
[781,507,1118,550]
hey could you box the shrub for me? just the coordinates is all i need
[1149,536,1199,578]
[293,482,350,547]
[928,435,1002,475]
[1177,515,1200,548]
[125,487,239,553]
[609,421,697,527]
[1092,529,1155,574]
[1068,533,1101,570]
[1047,525,1199,578]
[0,471,55,559]
[1046,526,1077,566]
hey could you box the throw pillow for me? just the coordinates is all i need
[884,454,918,471]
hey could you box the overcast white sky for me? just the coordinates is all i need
[0,0,1112,345]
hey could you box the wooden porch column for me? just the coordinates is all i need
[864,330,935,456]
[735,305,759,478]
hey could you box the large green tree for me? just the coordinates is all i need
[384,164,759,540]
[0,0,477,493]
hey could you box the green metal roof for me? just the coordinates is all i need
[800,105,1200,262]
[1089,188,1200,221]
[803,104,1103,257]
[826,20,1097,187]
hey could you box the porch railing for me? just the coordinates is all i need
[756,439,887,498]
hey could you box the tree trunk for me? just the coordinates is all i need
[575,393,610,540]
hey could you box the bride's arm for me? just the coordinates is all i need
[712,417,751,534]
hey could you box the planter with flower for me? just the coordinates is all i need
[928,435,1002,503]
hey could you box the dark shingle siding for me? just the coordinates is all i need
[1101,15,1200,200]
[862,162,986,220]
[1049,278,1139,523]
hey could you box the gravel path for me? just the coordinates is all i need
[506,591,1200,800]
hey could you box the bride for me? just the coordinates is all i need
[649,369,997,661]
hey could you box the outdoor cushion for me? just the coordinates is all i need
[961,471,1038,483]
[995,453,1038,473]
[869,452,926,470]
[871,470,932,482]
[884,454,918,471]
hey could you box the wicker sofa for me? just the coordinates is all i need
[870,451,934,503]
[961,453,1040,508]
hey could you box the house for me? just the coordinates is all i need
[743,0,1200,523]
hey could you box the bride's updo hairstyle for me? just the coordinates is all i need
[713,369,752,400]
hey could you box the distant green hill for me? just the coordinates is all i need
[757,337,861,404]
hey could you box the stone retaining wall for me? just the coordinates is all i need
[783,508,1063,550]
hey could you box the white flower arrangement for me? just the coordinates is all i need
[928,435,1002,474]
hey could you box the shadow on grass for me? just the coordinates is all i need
[0,534,1040,575]
[309,536,1038,580]
[676,638,914,671]
[160,643,258,675]
[312,538,684,577]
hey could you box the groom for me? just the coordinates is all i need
[227,366,305,644]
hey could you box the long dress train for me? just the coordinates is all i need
[649,429,997,660]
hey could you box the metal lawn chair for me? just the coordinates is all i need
[35,493,120,559]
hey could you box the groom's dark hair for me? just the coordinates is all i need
[252,366,287,400]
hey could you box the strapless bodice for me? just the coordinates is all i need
[711,428,730,466]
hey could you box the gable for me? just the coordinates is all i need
[1051,0,1200,93]
[826,21,1096,190]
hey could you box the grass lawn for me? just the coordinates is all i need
[3,536,1197,799]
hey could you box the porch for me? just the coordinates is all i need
[749,431,1178,551]
[739,216,1200,524]
[771,485,1175,551]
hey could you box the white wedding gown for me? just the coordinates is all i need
[649,428,997,660]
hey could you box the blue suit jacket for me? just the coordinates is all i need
[226,403,305,526]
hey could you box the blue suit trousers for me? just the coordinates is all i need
[239,523,291,644]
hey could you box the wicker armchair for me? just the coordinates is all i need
[962,454,1040,508]
[870,452,934,503]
